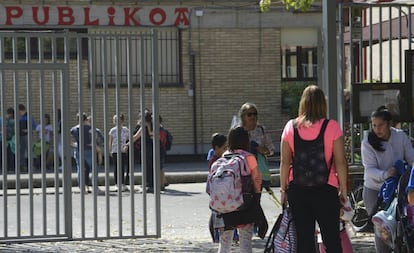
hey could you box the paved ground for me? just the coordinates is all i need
[0,181,375,253]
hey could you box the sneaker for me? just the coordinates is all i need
[233,229,239,242]
[121,185,129,192]
[94,188,105,196]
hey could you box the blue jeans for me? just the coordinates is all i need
[75,149,92,188]
[19,135,28,168]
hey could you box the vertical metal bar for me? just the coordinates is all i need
[13,36,22,237]
[0,34,8,239]
[389,6,393,82]
[27,40,36,237]
[113,34,123,237]
[76,35,86,239]
[399,6,403,82]
[139,34,148,236]
[349,6,356,83]
[101,35,111,238]
[51,34,60,235]
[338,3,344,129]
[88,33,99,238]
[369,6,373,82]
[38,36,48,236]
[126,35,136,236]
[151,29,161,237]
[63,30,73,240]
[379,6,383,81]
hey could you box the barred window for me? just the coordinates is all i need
[90,28,181,86]
[281,46,317,80]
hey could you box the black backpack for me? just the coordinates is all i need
[292,119,332,187]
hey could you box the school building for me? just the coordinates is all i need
[3,0,408,158]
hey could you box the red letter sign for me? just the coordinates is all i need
[175,8,189,26]
[32,7,50,25]
[5,6,23,25]
[149,8,166,26]
[57,6,75,25]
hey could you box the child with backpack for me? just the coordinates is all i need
[207,127,263,253]
[207,133,239,243]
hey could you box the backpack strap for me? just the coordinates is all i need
[317,119,330,140]
[319,119,334,173]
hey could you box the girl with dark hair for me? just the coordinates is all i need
[216,126,263,253]
[361,106,414,253]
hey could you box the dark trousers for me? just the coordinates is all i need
[146,143,154,188]
[287,183,342,253]
[0,144,15,171]
[112,153,128,185]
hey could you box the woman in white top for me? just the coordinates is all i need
[109,114,130,191]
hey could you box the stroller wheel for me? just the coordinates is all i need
[351,206,373,232]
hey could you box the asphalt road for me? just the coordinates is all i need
[0,182,375,253]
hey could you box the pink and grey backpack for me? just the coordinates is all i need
[207,151,254,214]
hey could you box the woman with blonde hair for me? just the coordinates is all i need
[238,102,275,191]
[280,85,348,253]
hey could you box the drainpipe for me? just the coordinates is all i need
[188,8,198,154]
[190,53,197,154]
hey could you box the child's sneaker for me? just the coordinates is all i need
[214,229,220,243]
[233,229,239,243]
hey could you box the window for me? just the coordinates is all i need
[90,28,181,86]
[281,46,317,80]
[0,29,87,61]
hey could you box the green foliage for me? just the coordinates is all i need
[282,0,315,11]
[259,0,271,13]
[260,0,315,13]
[281,82,310,118]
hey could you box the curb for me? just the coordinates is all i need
[0,165,364,190]
[0,171,282,189]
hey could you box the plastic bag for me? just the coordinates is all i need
[371,197,397,248]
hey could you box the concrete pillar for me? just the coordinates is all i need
[322,0,339,121]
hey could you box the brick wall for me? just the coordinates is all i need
[0,0,311,155]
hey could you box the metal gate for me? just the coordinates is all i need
[0,30,162,242]
[338,2,414,165]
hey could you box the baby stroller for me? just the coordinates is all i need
[372,162,414,253]
[394,167,414,253]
